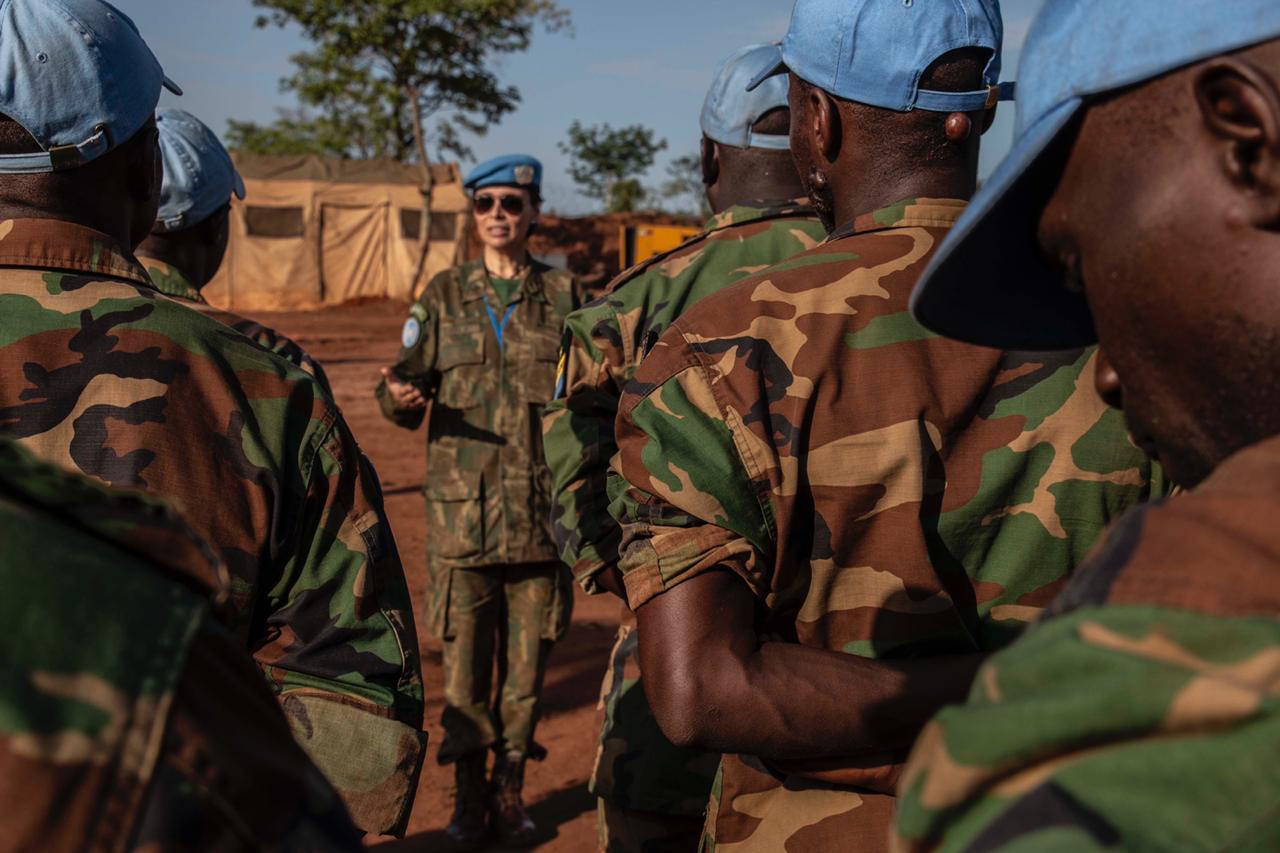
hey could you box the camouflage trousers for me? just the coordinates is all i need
[438,561,572,764]
[596,798,706,853]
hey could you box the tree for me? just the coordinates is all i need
[226,111,348,158]
[558,121,667,213]
[609,179,647,215]
[244,0,571,164]
[661,153,711,219]
[228,55,416,160]
[242,0,571,287]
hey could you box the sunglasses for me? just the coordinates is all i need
[474,194,526,216]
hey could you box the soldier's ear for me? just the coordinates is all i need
[1194,56,1280,227]
[808,86,841,165]
[700,136,719,186]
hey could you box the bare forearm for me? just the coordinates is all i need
[749,642,977,756]
[637,570,983,761]
[690,637,977,758]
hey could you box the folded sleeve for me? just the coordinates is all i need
[610,331,775,609]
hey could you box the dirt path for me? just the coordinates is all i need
[253,301,617,852]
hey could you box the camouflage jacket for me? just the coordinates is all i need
[377,259,579,584]
[542,201,825,816]
[0,437,363,852]
[138,254,335,398]
[611,199,1168,851]
[544,201,826,593]
[0,219,424,837]
[893,436,1280,853]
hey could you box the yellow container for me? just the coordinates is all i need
[620,223,702,269]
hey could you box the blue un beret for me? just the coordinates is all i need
[464,154,543,195]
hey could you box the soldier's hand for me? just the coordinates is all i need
[381,368,427,411]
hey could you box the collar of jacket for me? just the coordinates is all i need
[702,197,815,232]
[459,256,550,305]
[0,217,150,286]
[825,197,969,242]
[134,254,207,304]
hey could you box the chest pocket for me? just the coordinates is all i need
[437,320,487,409]
[521,324,562,404]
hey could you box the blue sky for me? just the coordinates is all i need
[118,0,1046,215]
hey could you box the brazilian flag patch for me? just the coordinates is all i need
[553,327,574,400]
[554,347,568,400]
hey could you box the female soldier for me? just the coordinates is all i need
[377,155,578,848]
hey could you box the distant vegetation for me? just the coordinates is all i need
[230,0,572,167]
[231,1,571,288]
[558,121,668,214]
[661,153,712,220]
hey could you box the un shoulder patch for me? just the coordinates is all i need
[402,317,422,349]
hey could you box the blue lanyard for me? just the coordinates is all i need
[483,298,519,351]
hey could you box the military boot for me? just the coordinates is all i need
[490,750,538,846]
[446,751,490,849]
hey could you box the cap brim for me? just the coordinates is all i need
[909,98,1096,351]
[232,170,246,201]
[746,46,786,93]
[163,76,183,97]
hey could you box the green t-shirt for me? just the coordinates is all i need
[490,277,521,305]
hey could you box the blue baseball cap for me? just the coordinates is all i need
[701,44,791,151]
[154,109,245,233]
[0,0,181,175]
[748,0,1013,114]
[910,0,1280,351]
[464,155,542,195]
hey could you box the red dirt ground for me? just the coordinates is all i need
[252,300,619,852]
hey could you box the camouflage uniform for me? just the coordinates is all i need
[0,218,425,837]
[138,254,335,398]
[893,436,1280,853]
[541,202,827,846]
[611,199,1169,852]
[0,437,364,851]
[377,258,578,762]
